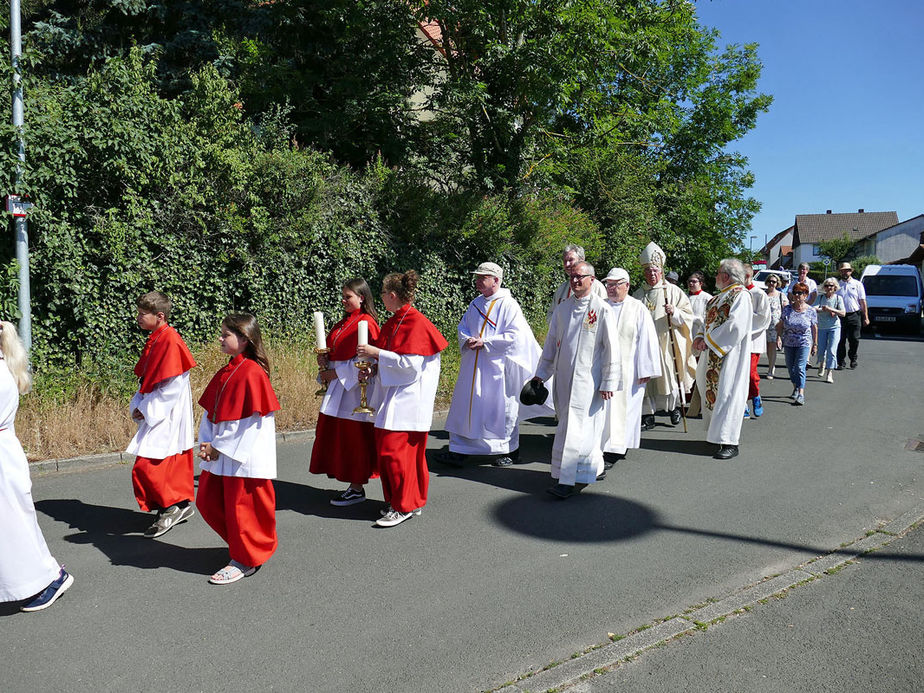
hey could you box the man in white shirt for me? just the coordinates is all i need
[533,262,619,498]
[835,261,869,369]
[547,244,607,322]
[441,262,546,467]
[601,268,660,470]
[787,263,818,305]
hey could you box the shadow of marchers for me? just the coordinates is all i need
[640,438,716,457]
[35,499,228,574]
[491,493,659,543]
[0,602,21,617]
[431,463,554,495]
[273,479,385,521]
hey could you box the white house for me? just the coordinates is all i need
[791,209,899,267]
[759,225,793,269]
[869,214,924,264]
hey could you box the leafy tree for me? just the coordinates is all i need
[817,232,856,264]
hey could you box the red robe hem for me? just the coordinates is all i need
[375,429,429,513]
[196,470,277,567]
[132,449,195,511]
[310,413,379,484]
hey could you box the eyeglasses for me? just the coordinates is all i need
[571,274,592,281]
[793,291,807,296]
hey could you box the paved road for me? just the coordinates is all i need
[4,334,923,692]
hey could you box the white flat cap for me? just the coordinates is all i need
[471,261,503,279]
[604,267,630,283]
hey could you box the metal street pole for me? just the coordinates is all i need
[10,0,31,352]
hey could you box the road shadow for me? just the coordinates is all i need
[492,493,659,543]
[34,499,228,575]
[273,479,387,521]
[639,438,716,457]
[658,523,924,563]
[430,461,554,495]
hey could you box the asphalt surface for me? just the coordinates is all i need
[4,332,923,692]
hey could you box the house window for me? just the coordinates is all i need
[812,244,822,257]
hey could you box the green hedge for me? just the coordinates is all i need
[0,50,605,391]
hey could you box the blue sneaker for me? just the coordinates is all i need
[21,566,74,612]
[752,395,763,417]
[743,406,750,419]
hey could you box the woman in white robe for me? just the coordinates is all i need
[0,321,73,611]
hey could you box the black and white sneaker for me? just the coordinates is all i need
[331,487,366,507]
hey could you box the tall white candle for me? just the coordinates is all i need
[313,311,327,350]
[356,321,368,348]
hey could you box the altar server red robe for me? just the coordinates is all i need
[197,354,280,567]
[310,310,380,484]
[126,324,197,511]
[369,305,447,513]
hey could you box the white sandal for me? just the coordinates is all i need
[209,560,257,585]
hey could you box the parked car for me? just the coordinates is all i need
[753,269,791,292]
[859,264,924,333]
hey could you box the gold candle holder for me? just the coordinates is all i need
[315,347,330,397]
[353,360,375,415]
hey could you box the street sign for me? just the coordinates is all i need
[5,193,33,217]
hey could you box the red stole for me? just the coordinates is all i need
[327,311,381,361]
[199,354,281,423]
[374,304,448,356]
[134,324,197,394]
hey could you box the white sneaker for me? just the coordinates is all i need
[376,510,415,527]
[818,368,826,378]
[826,372,834,384]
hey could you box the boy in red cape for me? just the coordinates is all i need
[197,313,280,585]
[126,292,197,538]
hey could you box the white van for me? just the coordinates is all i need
[859,264,924,333]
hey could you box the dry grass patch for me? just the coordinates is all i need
[21,340,324,462]
[19,333,474,462]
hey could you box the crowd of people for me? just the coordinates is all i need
[1,246,871,611]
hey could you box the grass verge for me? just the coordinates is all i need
[20,338,463,462]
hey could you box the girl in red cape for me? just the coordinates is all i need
[309,278,381,506]
[357,270,448,528]
[197,313,280,585]
[126,291,197,539]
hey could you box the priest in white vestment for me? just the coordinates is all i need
[693,259,752,460]
[533,262,620,498]
[442,262,550,467]
[546,243,607,323]
[600,268,661,470]
[633,242,696,430]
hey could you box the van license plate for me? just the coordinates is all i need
[875,316,896,322]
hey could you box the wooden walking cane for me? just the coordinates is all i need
[663,288,688,433]
[468,298,499,427]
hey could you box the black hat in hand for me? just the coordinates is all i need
[520,378,549,406]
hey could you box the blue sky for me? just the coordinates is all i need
[693,0,924,250]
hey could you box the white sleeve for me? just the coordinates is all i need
[332,359,360,393]
[376,350,425,387]
[209,413,269,465]
[135,374,188,427]
[198,415,214,444]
